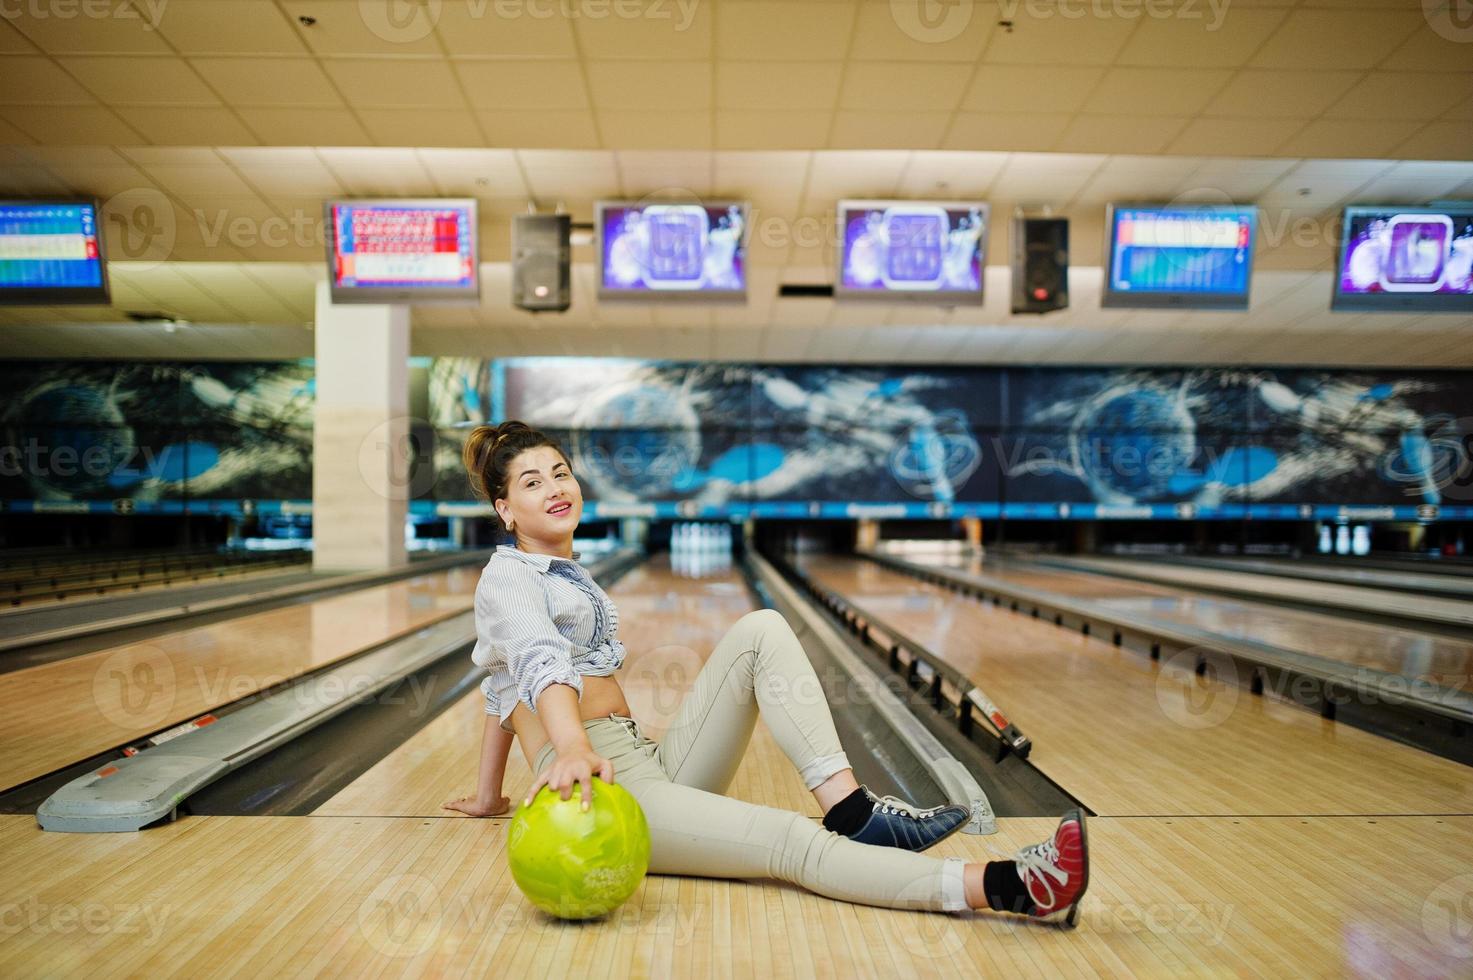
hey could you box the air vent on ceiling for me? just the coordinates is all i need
[777,283,834,299]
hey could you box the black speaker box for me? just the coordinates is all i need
[1011,216,1068,314]
[513,214,571,312]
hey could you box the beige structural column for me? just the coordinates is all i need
[311,280,410,571]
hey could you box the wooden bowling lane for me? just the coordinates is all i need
[0,567,481,792]
[315,551,822,819]
[800,555,1473,818]
[2,810,1468,976]
[913,552,1473,694]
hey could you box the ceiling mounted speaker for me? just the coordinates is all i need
[513,214,571,313]
[1011,216,1068,315]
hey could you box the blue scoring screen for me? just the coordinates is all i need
[0,203,105,291]
[1109,207,1254,297]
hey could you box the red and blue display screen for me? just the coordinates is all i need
[330,204,476,292]
[0,203,105,294]
[1108,206,1254,298]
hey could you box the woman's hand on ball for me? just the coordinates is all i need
[527,748,615,811]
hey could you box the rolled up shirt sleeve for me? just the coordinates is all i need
[478,561,583,715]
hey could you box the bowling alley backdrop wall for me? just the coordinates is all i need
[3,358,1472,522]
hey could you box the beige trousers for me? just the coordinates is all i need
[533,609,969,913]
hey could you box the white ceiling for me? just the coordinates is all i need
[1,0,1468,157]
[1,1,1471,364]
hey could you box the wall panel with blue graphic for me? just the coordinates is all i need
[2,357,1469,519]
[0,361,313,511]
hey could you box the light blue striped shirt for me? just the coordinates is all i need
[472,543,626,734]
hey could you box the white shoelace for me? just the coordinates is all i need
[869,791,948,819]
[1011,837,1068,909]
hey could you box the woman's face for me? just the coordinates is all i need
[494,446,582,546]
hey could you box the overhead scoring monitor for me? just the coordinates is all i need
[596,201,747,301]
[1333,206,1473,313]
[835,200,988,304]
[0,200,110,306]
[1103,203,1256,310]
[325,199,480,305]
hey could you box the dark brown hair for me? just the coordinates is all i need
[461,420,571,536]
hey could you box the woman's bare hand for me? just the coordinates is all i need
[525,747,615,810]
[442,794,512,817]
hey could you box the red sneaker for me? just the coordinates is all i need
[1015,808,1089,927]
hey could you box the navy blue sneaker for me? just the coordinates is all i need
[845,786,971,852]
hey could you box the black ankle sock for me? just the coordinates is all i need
[983,861,1036,915]
[821,787,873,836]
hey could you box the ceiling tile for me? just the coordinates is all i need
[804,150,910,200]
[455,60,589,110]
[320,59,467,109]
[278,0,444,56]
[980,16,1138,66]
[615,151,713,196]
[433,3,577,58]
[0,105,141,143]
[572,3,713,59]
[839,62,972,113]
[1081,68,1235,117]
[233,107,373,145]
[1381,16,1473,72]
[113,106,259,144]
[1113,9,1288,67]
[962,65,1104,115]
[585,62,710,111]
[1323,73,1472,122]
[190,57,342,107]
[1274,118,1425,158]
[218,148,345,195]
[314,147,434,194]
[715,2,854,61]
[477,110,600,149]
[517,150,617,200]
[598,111,712,150]
[1053,116,1187,155]
[829,111,949,150]
[357,108,485,147]
[0,56,98,103]
[1249,10,1424,69]
[155,0,308,55]
[59,55,220,104]
[848,3,994,61]
[1392,122,1473,161]
[6,4,171,53]
[417,149,526,197]
[716,62,842,111]
[1203,70,1362,119]
[943,113,1073,152]
[716,111,831,151]
[898,151,1009,198]
[1164,116,1305,156]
